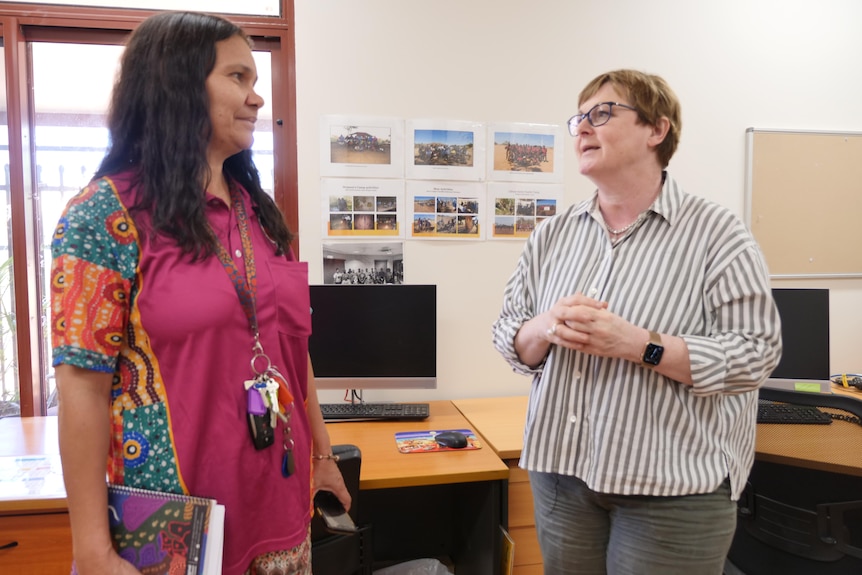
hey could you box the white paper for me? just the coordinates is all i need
[320,115,404,179]
[406,119,486,181]
[202,503,225,575]
[320,178,405,238]
[486,182,564,240]
[406,180,486,240]
[487,122,566,183]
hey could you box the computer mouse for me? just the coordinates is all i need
[434,430,469,449]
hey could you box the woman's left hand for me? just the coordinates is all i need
[553,300,641,362]
[312,458,352,511]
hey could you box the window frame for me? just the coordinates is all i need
[0,1,298,416]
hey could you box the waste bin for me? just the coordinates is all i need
[372,558,453,575]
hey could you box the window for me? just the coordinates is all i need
[8,0,281,17]
[0,3,298,417]
[0,36,16,418]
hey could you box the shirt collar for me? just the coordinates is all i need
[574,170,682,227]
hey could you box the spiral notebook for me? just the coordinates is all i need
[107,484,224,575]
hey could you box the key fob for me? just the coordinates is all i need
[247,412,275,450]
[247,387,267,415]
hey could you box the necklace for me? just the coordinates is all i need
[605,213,644,236]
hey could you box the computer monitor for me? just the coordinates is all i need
[308,284,437,390]
[770,288,830,380]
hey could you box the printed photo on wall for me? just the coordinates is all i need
[486,182,564,240]
[407,180,485,240]
[321,178,404,238]
[319,115,404,179]
[487,122,565,183]
[321,241,404,285]
[405,119,486,181]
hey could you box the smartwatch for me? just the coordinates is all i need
[642,330,664,367]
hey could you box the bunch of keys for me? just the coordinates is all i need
[244,375,282,450]
[244,343,296,477]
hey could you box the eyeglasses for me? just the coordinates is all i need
[567,102,639,136]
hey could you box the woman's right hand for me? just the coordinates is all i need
[74,548,143,575]
[515,293,608,368]
[56,365,140,575]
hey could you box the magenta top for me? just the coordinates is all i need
[51,172,313,573]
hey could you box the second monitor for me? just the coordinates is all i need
[308,284,437,391]
[770,288,830,380]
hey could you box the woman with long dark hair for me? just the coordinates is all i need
[51,12,348,575]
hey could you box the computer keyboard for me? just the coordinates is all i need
[757,401,833,424]
[320,402,430,422]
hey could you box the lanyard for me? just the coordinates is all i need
[213,183,259,340]
[212,184,295,464]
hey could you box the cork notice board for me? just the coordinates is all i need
[745,129,862,277]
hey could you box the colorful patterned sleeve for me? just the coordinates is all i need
[50,177,140,373]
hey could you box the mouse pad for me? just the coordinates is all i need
[395,429,482,453]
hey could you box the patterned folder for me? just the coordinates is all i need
[107,484,223,575]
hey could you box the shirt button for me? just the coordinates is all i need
[235,249,242,258]
[588,287,598,297]
[569,415,577,424]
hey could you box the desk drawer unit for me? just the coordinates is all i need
[507,461,543,574]
[0,512,72,574]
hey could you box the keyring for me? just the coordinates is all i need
[250,350,272,376]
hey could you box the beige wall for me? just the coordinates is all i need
[294,0,862,402]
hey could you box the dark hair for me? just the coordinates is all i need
[96,11,293,258]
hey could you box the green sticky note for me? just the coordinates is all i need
[795,382,821,393]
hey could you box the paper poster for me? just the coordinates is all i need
[321,178,404,238]
[407,180,485,240]
[406,119,486,181]
[487,182,564,240]
[321,241,404,285]
[487,122,566,183]
[320,115,404,179]
[0,454,65,500]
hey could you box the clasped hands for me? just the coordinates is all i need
[543,293,636,360]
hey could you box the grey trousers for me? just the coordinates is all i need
[529,471,736,575]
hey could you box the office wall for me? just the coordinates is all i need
[294,0,862,402]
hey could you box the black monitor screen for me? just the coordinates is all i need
[770,288,830,380]
[308,284,437,390]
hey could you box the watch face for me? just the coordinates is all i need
[643,343,664,366]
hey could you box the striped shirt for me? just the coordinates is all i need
[492,173,782,500]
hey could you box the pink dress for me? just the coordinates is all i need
[51,172,313,573]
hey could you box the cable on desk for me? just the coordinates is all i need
[342,389,364,404]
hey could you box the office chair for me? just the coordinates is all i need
[725,389,862,574]
[311,444,372,575]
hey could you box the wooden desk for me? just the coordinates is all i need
[452,396,540,575]
[456,393,862,476]
[326,400,509,574]
[0,416,71,574]
[0,404,510,574]
[325,399,508,489]
[756,418,862,476]
[454,392,862,575]
[451,396,526,461]
[0,416,66,514]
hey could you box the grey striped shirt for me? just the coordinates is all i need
[492,174,782,500]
